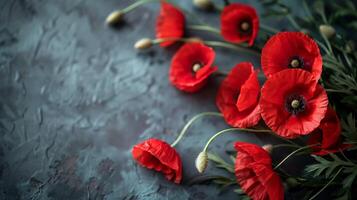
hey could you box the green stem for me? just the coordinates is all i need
[274,144,318,169]
[188,25,221,35]
[204,41,261,56]
[273,144,301,149]
[121,0,157,13]
[202,128,272,152]
[171,112,223,147]
[153,37,261,56]
[325,89,351,94]
[308,168,343,200]
[260,24,279,34]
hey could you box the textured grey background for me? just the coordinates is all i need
[0,0,305,199]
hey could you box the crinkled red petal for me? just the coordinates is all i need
[216,62,261,128]
[261,32,322,80]
[169,42,217,92]
[221,3,259,46]
[234,142,284,200]
[156,2,185,47]
[132,138,182,183]
[260,69,328,138]
[307,107,350,155]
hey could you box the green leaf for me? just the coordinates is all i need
[207,153,235,173]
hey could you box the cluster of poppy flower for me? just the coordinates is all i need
[129,2,349,200]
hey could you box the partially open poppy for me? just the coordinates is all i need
[220,3,259,46]
[156,2,185,47]
[169,42,217,92]
[261,32,322,81]
[132,138,182,183]
[260,69,328,138]
[234,142,284,200]
[307,107,350,155]
[216,62,261,128]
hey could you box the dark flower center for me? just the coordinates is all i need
[289,56,304,69]
[239,21,251,34]
[285,94,306,115]
[192,62,202,73]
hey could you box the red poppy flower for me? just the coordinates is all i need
[156,2,185,47]
[220,3,259,46]
[216,62,261,128]
[261,32,322,80]
[307,107,350,155]
[234,142,284,200]
[169,42,217,92]
[132,138,182,183]
[260,69,328,138]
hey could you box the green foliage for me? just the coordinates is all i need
[207,153,235,173]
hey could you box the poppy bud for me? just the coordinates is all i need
[193,0,214,10]
[262,144,273,154]
[106,10,124,25]
[187,37,204,43]
[195,151,208,173]
[319,25,336,39]
[134,38,153,50]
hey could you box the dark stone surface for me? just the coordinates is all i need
[0,0,305,199]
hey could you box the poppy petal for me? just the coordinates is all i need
[156,2,185,47]
[132,138,183,183]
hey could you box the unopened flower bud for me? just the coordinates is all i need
[195,151,208,173]
[319,25,336,39]
[106,10,124,25]
[187,37,204,43]
[193,0,214,10]
[346,40,355,53]
[262,144,273,154]
[134,38,153,50]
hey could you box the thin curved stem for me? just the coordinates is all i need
[273,144,301,149]
[204,41,261,56]
[260,24,279,34]
[171,112,223,147]
[121,0,157,13]
[153,37,261,56]
[274,144,318,169]
[188,25,221,35]
[308,168,343,200]
[202,128,272,152]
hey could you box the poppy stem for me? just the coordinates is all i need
[307,168,343,200]
[188,25,221,35]
[121,0,158,14]
[260,24,279,34]
[171,112,223,147]
[204,41,261,56]
[202,128,273,152]
[274,144,318,169]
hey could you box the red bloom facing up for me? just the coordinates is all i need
[234,142,284,200]
[308,107,350,155]
[216,62,261,128]
[169,42,217,92]
[132,138,182,184]
[156,2,185,47]
[221,3,259,46]
[261,32,323,80]
[260,69,328,138]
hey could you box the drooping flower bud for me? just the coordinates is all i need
[319,25,336,39]
[262,144,273,154]
[134,38,153,50]
[106,10,124,26]
[195,151,208,173]
[193,0,214,10]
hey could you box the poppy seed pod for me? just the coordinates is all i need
[106,10,123,25]
[262,144,273,154]
[134,38,153,50]
[193,0,214,10]
[319,25,336,39]
[195,151,208,173]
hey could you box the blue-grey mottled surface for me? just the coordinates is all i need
[0,0,306,199]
